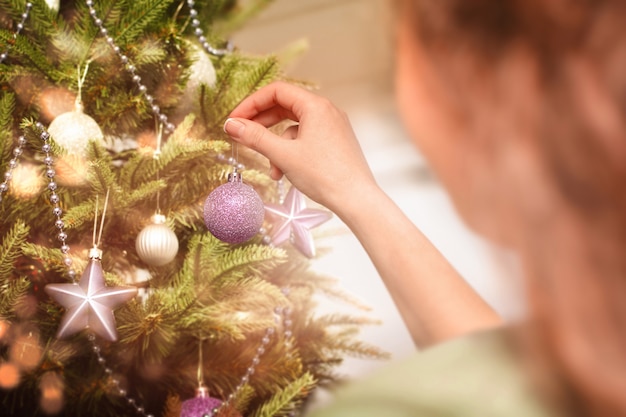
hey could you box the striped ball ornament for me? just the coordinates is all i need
[135,214,179,266]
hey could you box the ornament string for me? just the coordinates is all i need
[0,2,33,64]
[75,62,90,111]
[92,188,110,249]
[154,122,163,214]
[197,339,204,388]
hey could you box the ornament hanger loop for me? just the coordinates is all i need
[75,61,91,111]
[91,189,110,257]
[197,338,206,390]
[154,121,164,214]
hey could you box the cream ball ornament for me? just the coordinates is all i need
[47,102,104,158]
[44,0,60,12]
[135,214,179,266]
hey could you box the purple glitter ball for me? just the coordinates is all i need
[180,394,222,417]
[203,173,265,244]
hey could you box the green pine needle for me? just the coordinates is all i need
[252,372,317,417]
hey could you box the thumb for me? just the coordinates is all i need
[223,118,281,160]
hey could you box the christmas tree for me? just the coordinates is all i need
[0,1,386,416]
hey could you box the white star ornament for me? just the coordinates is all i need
[264,186,332,258]
[45,256,137,342]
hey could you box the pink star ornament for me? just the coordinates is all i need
[264,186,332,258]
[45,249,137,342]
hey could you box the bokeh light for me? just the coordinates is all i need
[10,332,43,371]
[10,162,44,200]
[0,362,21,389]
[37,87,75,123]
[0,320,9,341]
[54,154,90,187]
[39,371,65,415]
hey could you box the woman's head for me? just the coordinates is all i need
[395,0,626,245]
[394,0,626,415]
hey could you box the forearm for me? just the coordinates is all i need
[335,182,503,348]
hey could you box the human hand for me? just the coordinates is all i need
[224,81,378,214]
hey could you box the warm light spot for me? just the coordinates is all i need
[10,162,44,200]
[54,154,89,187]
[38,87,75,122]
[234,311,250,321]
[39,372,65,415]
[0,320,9,341]
[136,129,158,153]
[10,332,43,371]
[0,362,21,388]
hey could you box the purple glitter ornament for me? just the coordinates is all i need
[180,387,222,417]
[203,171,264,244]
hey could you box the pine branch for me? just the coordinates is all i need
[0,220,29,279]
[21,242,83,277]
[315,313,383,329]
[0,275,29,319]
[0,29,56,76]
[115,0,177,45]
[0,222,30,318]
[202,53,281,130]
[116,295,184,362]
[62,199,97,231]
[251,372,316,417]
[211,244,288,281]
[0,92,16,164]
[20,0,65,39]
[190,277,286,336]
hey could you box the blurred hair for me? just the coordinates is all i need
[397,0,626,415]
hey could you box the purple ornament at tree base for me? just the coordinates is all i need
[180,387,222,417]
[203,171,264,244]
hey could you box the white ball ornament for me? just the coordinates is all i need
[173,42,217,120]
[135,214,179,266]
[47,103,104,157]
[44,0,60,12]
[186,43,217,90]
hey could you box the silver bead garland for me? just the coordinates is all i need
[84,0,176,134]
[87,334,156,417]
[0,126,296,417]
[199,295,295,417]
[1,3,298,415]
[35,122,77,281]
[0,2,32,64]
[186,0,233,57]
[0,135,27,201]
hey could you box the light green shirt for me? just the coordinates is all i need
[308,329,558,417]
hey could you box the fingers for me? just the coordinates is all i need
[267,124,297,180]
[269,163,283,180]
[281,124,299,139]
[250,106,298,127]
[229,81,318,122]
[223,118,296,181]
[224,117,288,167]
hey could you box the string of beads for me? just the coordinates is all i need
[0,2,32,64]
